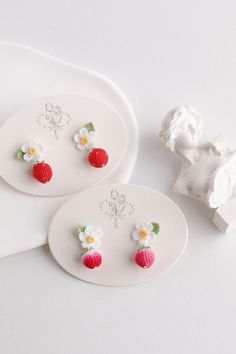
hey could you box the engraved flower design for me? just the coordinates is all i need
[17,142,44,163]
[73,124,95,151]
[132,222,160,247]
[77,225,102,250]
[99,189,135,228]
[37,103,72,139]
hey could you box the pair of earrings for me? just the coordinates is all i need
[16,122,109,184]
[75,221,160,269]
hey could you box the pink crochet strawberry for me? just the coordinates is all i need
[73,122,109,168]
[135,248,155,269]
[82,250,102,269]
[76,224,103,269]
[132,222,160,269]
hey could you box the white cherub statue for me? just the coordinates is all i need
[159,106,236,232]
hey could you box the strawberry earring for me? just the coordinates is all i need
[75,224,103,269]
[132,222,160,269]
[16,142,53,183]
[73,122,109,168]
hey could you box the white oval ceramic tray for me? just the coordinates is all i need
[0,41,138,257]
[0,95,127,196]
[48,184,188,286]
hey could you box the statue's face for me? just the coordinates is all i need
[174,117,198,149]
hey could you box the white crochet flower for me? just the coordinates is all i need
[79,226,102,250]
[74,127,95,151]
[132,223,155,247]
[21,142,43,162]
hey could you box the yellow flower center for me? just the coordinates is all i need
[139,230,148,238]
[28,147,37,156]
[86,235,95,244]
[80,136,89,145]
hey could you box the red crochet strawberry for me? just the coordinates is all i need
[32,162,53,184]
[73,122,109,168]
[16,142,53,184]
[82,250,102,269]
[88,148,109,168]
[135,248,156,269]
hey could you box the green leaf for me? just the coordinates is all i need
[152,222,160,235]
[16,149,24,160]
[84,122,95,132]
[76,225,86,236]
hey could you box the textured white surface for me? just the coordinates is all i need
[1,1,236,354]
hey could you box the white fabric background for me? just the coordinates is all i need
[0,1,236,353]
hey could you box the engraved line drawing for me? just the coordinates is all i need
[36,103,72,139]
[99,189,135,228]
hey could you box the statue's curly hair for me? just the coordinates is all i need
[159,106,203,151]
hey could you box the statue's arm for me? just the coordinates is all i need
[199,136,233,157]
[207,152,236,208]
